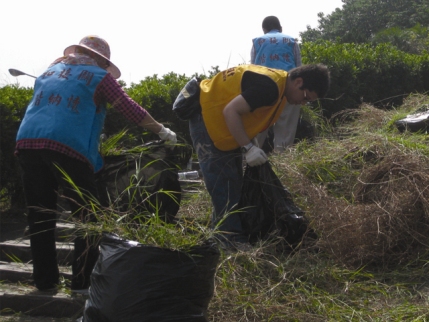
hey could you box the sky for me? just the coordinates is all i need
[0,0,343,88]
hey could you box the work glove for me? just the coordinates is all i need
[245,146,268,167]
[158,125,177,144]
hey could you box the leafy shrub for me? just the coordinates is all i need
[302,41,429,117]
[104,72,194,147]
[0,85,33,207]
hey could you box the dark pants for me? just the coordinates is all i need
[18,149,99,290]
[189,113,246,243]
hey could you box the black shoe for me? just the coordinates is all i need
[35,281,58,291]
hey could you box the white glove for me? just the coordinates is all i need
[245,146,268,167]
[158,125,177,144]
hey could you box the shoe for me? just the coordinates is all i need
[71,288,89,295]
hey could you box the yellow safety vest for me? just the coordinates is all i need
[200,64,287,151]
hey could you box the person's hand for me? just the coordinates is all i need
[245,146,268,167]
[158,125,177,144]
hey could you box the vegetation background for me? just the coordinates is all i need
[2,0,429,320]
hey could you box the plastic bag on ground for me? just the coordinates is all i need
[82,234,220,322]
[395,104,429,133]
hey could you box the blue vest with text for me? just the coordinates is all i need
[252,30,297,71]
[16,63,107,172]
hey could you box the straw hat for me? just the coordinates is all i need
[64,35,121,79]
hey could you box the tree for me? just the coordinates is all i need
[372,24,429,54]
[301,0,429,48]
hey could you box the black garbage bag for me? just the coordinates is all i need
[82,234,220,322]
[96,141,191,223]
[236,162,314,247]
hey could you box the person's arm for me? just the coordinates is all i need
[223,95,252,147]
[137,115,176,142]
[226,71,279,143]
[223,95,267,166]
[137,113,163,133]
[98,74,177,142]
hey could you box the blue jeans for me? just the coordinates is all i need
[189,113,247,242]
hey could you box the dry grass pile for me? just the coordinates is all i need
[273,94,429,269]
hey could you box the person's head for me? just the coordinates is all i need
[262,16,282,33]
[63,35,121,79]
[284,64,330,105]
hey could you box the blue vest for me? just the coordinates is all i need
[16,63,107,172]
[252,30,297,71]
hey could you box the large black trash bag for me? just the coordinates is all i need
[82,234,220,322]
[236,162,315,247]
[96,141,191,223]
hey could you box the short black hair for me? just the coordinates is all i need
[262,16,281,31]
[289,64,331,98]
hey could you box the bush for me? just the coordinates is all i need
[302,41,429,117]
[104,72,194,147]
[0,85,33,207]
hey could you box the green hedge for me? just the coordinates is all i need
[302,41,429,117]
[117,72,192,146]
[0,85,33,206]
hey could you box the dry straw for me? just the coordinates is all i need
[272,94,429,269]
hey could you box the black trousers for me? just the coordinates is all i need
[18,149,100,290]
